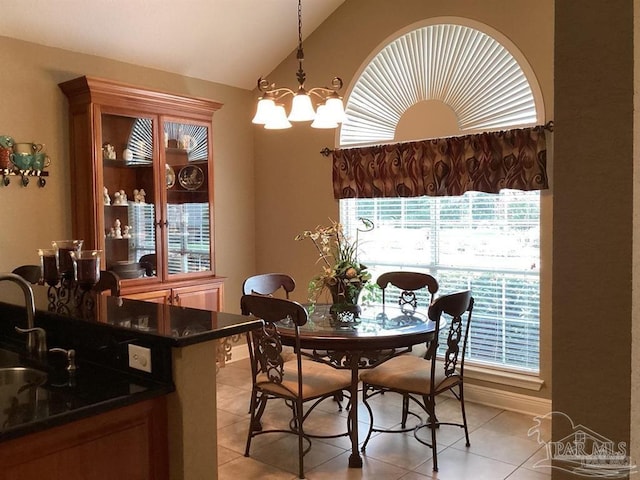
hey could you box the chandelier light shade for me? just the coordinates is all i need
[252,0,345,130]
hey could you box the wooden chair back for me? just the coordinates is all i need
[139,254,157,277]
[94,270,121,296]
[242,273,295,299]
[11,265,41,285]
[376,271,439,311]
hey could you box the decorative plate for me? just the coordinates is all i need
[178,165,204,191]
[166,164,176,188]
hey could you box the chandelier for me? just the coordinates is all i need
[252,0,345,130]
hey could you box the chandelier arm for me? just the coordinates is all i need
[257,78,296,99]
[266,88,297,101]
[308,87,340,99]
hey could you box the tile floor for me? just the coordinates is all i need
[216,358,551,479]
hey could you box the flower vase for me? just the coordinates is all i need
[328,279,363,326]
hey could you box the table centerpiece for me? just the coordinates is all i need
[295,218,373,324]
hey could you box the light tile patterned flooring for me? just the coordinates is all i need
[216,358,551,479]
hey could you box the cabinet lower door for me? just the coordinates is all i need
[173,283,222,311]
[123,289,171,304]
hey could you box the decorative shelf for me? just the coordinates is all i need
[0,168,49,187]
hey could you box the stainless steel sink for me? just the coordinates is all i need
[0,348,20,367]
[0,366,48,428]
[0,367,47,387]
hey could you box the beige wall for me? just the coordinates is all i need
[0,35,255,312]
[553,0,634,473]
[254,0,554,399]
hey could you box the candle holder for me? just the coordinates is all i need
[52,240,83,282]
[70,250,102,289]
[39,242,102,317]
[38,248,59,287]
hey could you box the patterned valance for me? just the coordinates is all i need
[331,126,549,199]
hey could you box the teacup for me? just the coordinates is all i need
[0,136,14,149]
[32,152,51,170]
[10,152,33,170]
[13,142,43,154]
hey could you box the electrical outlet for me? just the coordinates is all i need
[128,344,152,373]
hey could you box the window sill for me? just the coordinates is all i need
[464,364,544,391]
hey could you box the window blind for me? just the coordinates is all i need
[341,189,540,371]
[167,203,210,274]
[128,203,156,262]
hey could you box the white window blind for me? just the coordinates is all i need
[167,203,210,274]
[128,203,156,262]
[341,190,540,371]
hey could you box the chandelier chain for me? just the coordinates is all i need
[298,0,303,48]
[295,0,305,87]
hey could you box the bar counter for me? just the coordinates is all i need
[0,281,261,478]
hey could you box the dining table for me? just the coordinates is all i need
[277,302,441,469]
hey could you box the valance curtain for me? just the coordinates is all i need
[331,126,549,199]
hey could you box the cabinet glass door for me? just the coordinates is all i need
[163,120,211,275]
[102,114,158,279]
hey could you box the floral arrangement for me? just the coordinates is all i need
[295,218,373,308]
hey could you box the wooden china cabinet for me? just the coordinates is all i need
[59,76,225,310]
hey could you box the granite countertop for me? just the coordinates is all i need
[0,283,262,348]
[0,339,173,442]
[0,282,262,442]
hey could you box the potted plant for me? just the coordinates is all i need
[295,218,373,321]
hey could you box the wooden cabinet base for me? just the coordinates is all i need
[122,277,225,311]
[0,397,169,480]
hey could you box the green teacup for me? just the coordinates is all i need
[32,152,51,170]
[0,136,14,149]
[10,152,33,170]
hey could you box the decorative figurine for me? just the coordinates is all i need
[103,186,111,206]
[102,143,116,160]
[114,219,122,239]
[133,188,146,204]
[122,225,131,239]
[112,190,128,205]
[123,148,133,161]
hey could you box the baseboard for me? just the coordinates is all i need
[459,383,551,417]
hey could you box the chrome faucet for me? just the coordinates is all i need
[0,273,43,353]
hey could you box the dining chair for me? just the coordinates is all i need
[11,265,42,285]
[138,253,157,277]
[242,273,296,298]
[359,289,474,472]
[376,270,439,424]
[242,273,297,362]
[94,270,121,296]
[241,294,351,479]
[376,271,439,314]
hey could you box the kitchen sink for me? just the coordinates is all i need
[0,367,47,387]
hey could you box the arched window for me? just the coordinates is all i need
[339,20,544,372]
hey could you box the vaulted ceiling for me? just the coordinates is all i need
[0,0,345,90]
